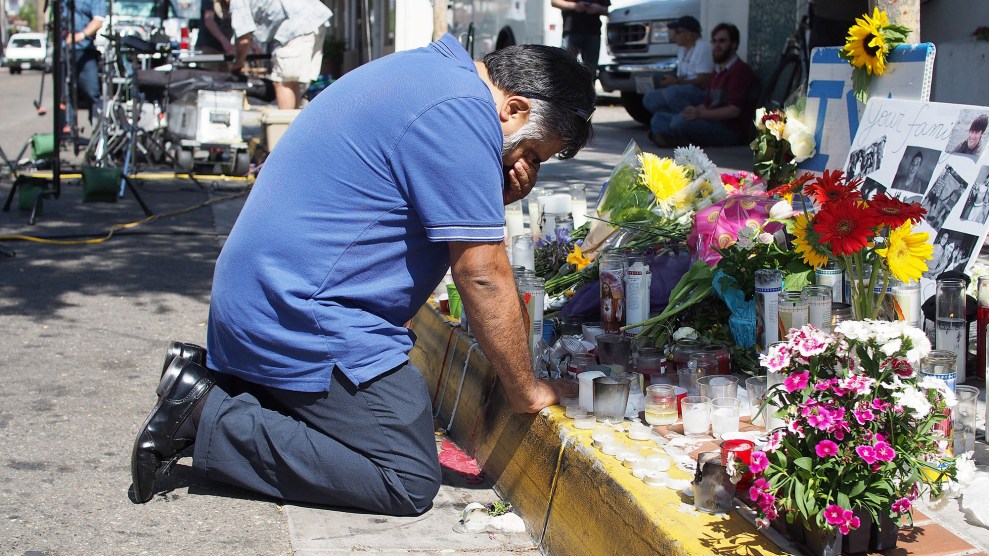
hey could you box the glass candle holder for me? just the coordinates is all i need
[701,343,731,375]
[744,376,768,428]
[568,353,597,380]
[755,269,783,350]
[511,234,535,271]
[697,375,739,400]
[624,255,651,335]
[569,183,588,228]
[777,291,809,337]
[815,259,843,303]
[669,338,703,374]
[710,397,741,437]
[628,421,652,441]
[518,275,545,353]
[921,350,957,392]
[593,374,632,422]
[681,395,712,437]
[980,277,989,430]
[802,285,833,333]
[936,278,967,384]
[505,200,524,244]
[581,321,605,344]
[527,186,545,239]
[644,384,678,425]
[892,281,921,328]
[953,385,978,455]
[831,302,853,329]
[687,351,719,377]
[596,333,632,371]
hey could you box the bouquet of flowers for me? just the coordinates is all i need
[751,105,816,189]
[841,8,912,102]
[781,170,933,319]
[750,321,960,537]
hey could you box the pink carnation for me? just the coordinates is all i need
[838,511,861,535]
[815,439,839,458]
[784,371,810,393]
[853,408,876,425]
[795,333,830,357]
[856,445,878,465]
[824,504,846,525]
[760,343,791,373]
[874,441,896,462]
[749,451,769,475]
[892,497,911,514]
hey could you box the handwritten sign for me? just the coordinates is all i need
[846,98,989,301]
[799,44,936,173]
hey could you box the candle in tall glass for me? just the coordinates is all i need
[936,278,967,384]
[777,291,809,338]
[815,260,843,303]
[624,255,651,336]
[527,187,544,240]
[505,200,524,244]
[569,183,588,228]
[802,285,832,333]
[599,253,626,334]
[892,281,921,328]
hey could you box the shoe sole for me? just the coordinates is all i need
[132,356,189,503]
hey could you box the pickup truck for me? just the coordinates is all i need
[599,0,700,123]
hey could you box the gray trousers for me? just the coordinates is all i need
[192,363,442,515]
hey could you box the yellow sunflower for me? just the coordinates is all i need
[876,222,933,283]
[566,244,591,271]
[638,153,690,205]
[790,213,830,269]
[843,8,891,75]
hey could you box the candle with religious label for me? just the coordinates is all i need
[624,255,651,336]
[815,260,843,303]
[936,278,967,384]
[599,253,626,334]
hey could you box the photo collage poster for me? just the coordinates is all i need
[844,97,989,302]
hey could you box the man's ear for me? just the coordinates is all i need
[499,95,531,124]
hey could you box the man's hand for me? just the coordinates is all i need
[681,105,699,121]
[503,158,539,205]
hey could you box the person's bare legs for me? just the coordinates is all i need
[274,81,301,109]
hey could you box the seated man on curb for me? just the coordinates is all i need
[129,34,591,515]
[641,16,712,124]
[648,22,756,148]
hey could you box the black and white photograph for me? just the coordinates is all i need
[961,165,989,224]
[924,165,968,229]
[924,229,979,279]
[846,136,886,181]
[890,146,938,194]
[947,109,989,158]
[860,177,888,200]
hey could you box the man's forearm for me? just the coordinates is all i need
[450,243,547,413]
[234,35,251,65]
[699,104,741,121]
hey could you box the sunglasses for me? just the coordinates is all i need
[516,91,595,122]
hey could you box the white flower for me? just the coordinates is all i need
[766,119,786,141]
[881,338,903,357]
[783,106,812,138]
[754,107,767,130]
[757,232,774,245]
[673,145,718,179]
[769,200,795,220]
[955,453,977,485]
[673,327,698,341]
[918,376,957,408]
[892,385,932,418]
[789,132,816,163]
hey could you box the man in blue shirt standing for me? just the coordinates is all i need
[65,0,105,124]
[130,34,595,515]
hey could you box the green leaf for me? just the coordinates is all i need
[795,480,808,519]
[783,267,814,292]
[837,492,851,510]
[848,481,866,498]
[794,457,813,472]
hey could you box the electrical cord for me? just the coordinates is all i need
[0,190,247,246]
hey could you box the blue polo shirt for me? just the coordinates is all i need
[207,34,505,391]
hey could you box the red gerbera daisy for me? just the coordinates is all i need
[805,170,862,205]
[813,199,879,256]
[869,193,927,228]
[768,173,815,198]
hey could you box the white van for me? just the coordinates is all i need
[2,32,51,74]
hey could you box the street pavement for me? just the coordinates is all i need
[1,68,987,555]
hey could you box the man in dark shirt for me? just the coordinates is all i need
[648,23,756,147]
[552,0,610,76]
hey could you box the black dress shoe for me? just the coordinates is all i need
[131,357,215,504]
[159,341,207,397]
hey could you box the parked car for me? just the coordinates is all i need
[2,32,51,74]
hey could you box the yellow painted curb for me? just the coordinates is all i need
[409,304,784,556]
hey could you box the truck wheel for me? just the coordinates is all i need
[231,151,251,176]
[174,148,194,172]
[620,92,652,125]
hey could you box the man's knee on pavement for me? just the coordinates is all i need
[642,89,665,113]
[401,465,442,515]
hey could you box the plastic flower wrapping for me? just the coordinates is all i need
[749,322,959,534]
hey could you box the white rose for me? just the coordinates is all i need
[673,327,698,341]
[789,132,816,163]
[769,200,795,220]
[757,232,774,245]
[782,107,812,139]
[754,107,767,130]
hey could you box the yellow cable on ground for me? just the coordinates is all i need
[0,191,247,246]
[22,172,254,182]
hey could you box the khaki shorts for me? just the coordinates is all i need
[271,26,326,84]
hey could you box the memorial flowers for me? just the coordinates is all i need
[841,8,912,102]
[750,322,959,535]
[784,171,933,319]
[751,105,817,189]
